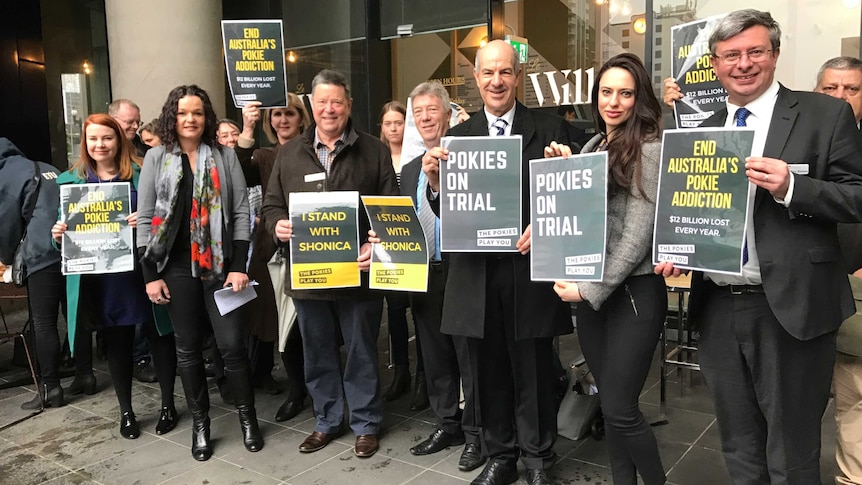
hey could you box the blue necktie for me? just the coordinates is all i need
[492,118,508,136]
[736,107,751,265]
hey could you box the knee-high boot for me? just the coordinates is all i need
[178,365,212,461]
[275,331,307,422]
[225,368,264,452]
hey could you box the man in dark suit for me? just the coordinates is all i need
[657,10,862,484]
[421,40,573,485]
[814,56,862,128]
[394,81,484,472]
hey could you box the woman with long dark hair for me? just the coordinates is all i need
[235,94,312,421]
[552,53,667,484]
[137,85,261,460]
[51,114,177,438]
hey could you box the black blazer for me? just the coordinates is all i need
[429,101,574,339]
[688,85,862,340]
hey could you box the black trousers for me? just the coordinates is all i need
[161,259,249,373]
[577,273,667,485]
[411,263,477,441]
[698,281,836,485]
[476,257,558,470]
[386,292,423,371]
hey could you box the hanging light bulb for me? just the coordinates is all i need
[287,51,297,63]
[82,61,91,75]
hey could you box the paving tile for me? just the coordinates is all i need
[403,469,470,484]
[373,417,461,468]
[76,439,201,485]
[567,435,689,472]
[290,447,425,485]
[428,440,485,481]
[666,446,731,485]
[640,371,716,416]
[160,457,280,485]
[639,402,714,446]
[40,471,104,485]
[162,410,283,460]
[548,456,613,484]
[220,427,350,482]
[694,419,722,451]
[0,405,155,469]
[0,436,71,484]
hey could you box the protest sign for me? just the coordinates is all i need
[671,14,728,128]
[362,196,429,292]
[653,129,754,274]
[530,152,608,281]
[289,191,360,289]
[439,135,522,252]
[222,19,288,108]
[60,182,133,275]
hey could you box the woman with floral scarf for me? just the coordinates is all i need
[136,85,261,461]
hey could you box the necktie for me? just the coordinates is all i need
[736,107,751,265]
[417,169,438,261]
[492,118,508,136]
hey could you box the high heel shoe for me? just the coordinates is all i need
[155,406,178,435]
[21,383,64,410]
[66,373,97,396]
[120,411,140,439]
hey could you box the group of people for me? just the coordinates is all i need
[2,7,862,485]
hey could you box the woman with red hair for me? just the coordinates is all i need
[52,113,177,439]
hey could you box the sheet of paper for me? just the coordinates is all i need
[213,280,259,316]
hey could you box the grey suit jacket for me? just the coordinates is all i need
[689,84,862,340]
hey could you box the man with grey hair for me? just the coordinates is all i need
[815,56,862,126]
[393,82,484,471]
[108,99,149,157]
[422,40,573,485]
[657,9,862,484]
[262,69,398,459]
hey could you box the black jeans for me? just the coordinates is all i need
[28,262,74,386]
[161,259,249,373]
[576,273,667,485]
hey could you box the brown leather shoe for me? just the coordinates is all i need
[299,431,336,453]
[354,434,379,458]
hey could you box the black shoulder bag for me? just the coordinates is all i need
[11,161,42,287]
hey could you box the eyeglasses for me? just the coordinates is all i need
[711,48,772,66]
[117,118,141,128]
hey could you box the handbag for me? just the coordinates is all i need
[557,359,601,441]
[267,248,297,352]
[11,160,42,287]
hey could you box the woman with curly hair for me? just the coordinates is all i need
[137,84,262,460]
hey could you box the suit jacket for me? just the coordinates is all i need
[430,101,574,339]
[688,85,862,340]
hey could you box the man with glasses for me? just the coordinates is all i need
[659,10,862,483]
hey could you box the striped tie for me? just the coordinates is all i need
[492,118,508,136]
[417,169,437,261]
[736,107,751,265]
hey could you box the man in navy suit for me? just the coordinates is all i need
[658,10,862,484]
[422,40,573,485]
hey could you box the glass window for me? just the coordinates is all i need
[381,0,487,39]
[282,0,366,48]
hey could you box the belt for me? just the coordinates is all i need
[713,283,765,295]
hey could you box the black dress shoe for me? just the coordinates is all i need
[274,396,305,422]
[526,469,553,485]
[155,406,178,435]
[133,360,158,383]
[410,428,465,455]
[470,460,518,485]
[120,411,140,439]
[458,442,486,472]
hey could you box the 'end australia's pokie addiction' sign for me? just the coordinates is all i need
[530,152,608,281]
[438,136,522,252]
[60,182,133,275]
[653,129,754,274]
[671,14,728,128]
[289,191,360,289]
[362,196,429,292]
[221,19,288,108]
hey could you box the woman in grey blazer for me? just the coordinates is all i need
[553,54,667,485]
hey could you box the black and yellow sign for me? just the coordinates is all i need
[439,135,523,252]
[671,14,728,128]
[289,191,359,289]
[362,196,429,292]
[60,182,133,275]
[221,19,288,108]
[652,129,754,274]
[529,153,608,282]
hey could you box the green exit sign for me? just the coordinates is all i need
[506,36,529,64]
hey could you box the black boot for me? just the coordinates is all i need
[178,365,212,461]
[382,364,411,402]
[409,371,429,410]
[226,368,264,452]
[21,382,64,410]
[276,349,307,422]
[66,372,97,396]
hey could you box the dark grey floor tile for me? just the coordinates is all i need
[640,402,714,446]
[403,469,470,484]
[694,420,722,451]
[549,456,613,484]
[374,417,461,468]
[666,446,731,485]
[40,471,104,485]
[161,457,280,484]
[220,427,350,482]
[640,371,716,416]
[567,435,689,473]
[76,439,199,485]
[0,437,71,485]
[289,448,424,485]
